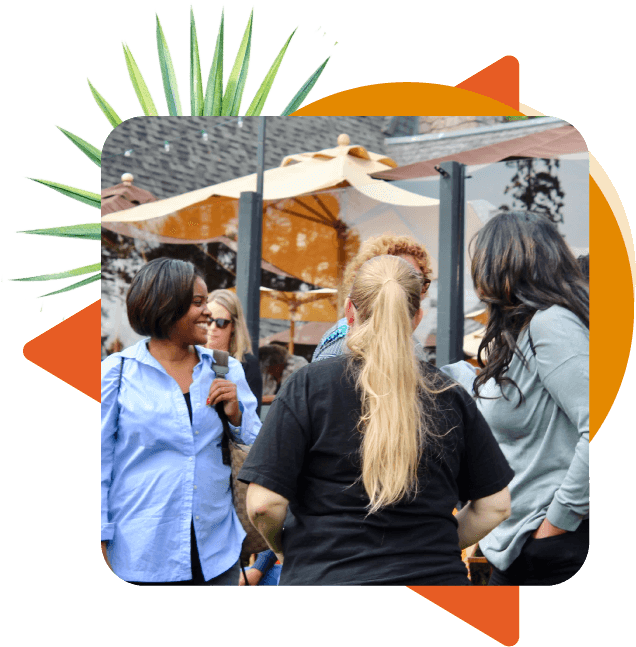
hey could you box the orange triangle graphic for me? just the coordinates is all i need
[456,56,519,110]
[23,300,101,402]
[408,586,519,646]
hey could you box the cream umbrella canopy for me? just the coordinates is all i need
[102,134,484,289]
[227,285,337,353]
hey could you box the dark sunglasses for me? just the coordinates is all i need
[210,318,232,329]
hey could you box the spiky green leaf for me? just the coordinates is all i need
[19,223,101,240]
[88,80,122,128]
[203,10,224,116]
[156,15,182,116]
[221,10,252,116]
[13,263,101,282]
[123,43,158,116]
[246,29,296,116]
[39,273,101,297]
[30,179,101,208]
[281,57,330,116]
[57,127,101,167]
[190,8,204,116]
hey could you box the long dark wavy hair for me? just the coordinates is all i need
[471,210,589,403]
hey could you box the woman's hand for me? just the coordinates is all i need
[238,567,264,586]
[532,518,567,539]
[207,378,241,426]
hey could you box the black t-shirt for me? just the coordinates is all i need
[238,355,513,585]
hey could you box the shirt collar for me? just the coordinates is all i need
[121,339,215,369]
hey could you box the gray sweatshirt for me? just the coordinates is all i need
[444,305,589,571]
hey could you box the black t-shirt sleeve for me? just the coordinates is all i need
[455,388,514,502]
[237,368,311,503]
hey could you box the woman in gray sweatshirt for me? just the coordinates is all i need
[470,210,589,586]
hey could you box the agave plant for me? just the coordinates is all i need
[16,8,331,296]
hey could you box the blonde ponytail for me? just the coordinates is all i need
[347,255,440,514]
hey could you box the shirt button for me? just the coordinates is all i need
[193,485,197,490]
[189,457,193,461]
[194,431,199,435]
[195,516,200,520]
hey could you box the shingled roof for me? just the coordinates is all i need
[101,116,389,199]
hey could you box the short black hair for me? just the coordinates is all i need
[126,258,206,339]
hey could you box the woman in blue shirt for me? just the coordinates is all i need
[101,258,261,585]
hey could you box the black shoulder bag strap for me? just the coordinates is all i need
[211,350,233,466]
[211,350,252,584]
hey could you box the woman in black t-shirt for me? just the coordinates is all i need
[238,255,513,585]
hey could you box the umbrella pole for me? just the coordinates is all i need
[289,320,295,355]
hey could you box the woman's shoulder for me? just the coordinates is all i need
[101,340,147,376]
[241,352,258,365]
[530,305,588,339]
[290,354,346,381]
[240,353,261,378]
[312,318,348,361]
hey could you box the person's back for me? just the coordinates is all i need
[250,354,510,584]
[239,255,513,585]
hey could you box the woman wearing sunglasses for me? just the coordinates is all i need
[101,258,261,585]
[238,255,513,585]
[206,289,263,416]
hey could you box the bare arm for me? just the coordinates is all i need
[246,483,289,563]
[455,486,511,550]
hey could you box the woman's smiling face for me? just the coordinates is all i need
[169,276,211,346]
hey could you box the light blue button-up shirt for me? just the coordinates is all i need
[101,339,261,582]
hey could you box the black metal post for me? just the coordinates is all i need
[436,161,466,368]
[236,118,266,350]
[237,191,262,351]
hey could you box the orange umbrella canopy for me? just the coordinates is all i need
[101,135,476,289]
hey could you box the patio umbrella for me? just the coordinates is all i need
[259,286,337,354]
[227,285,337,353]
[101,173,157,215]
[101,134,485,290]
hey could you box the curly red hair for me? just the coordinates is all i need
[340,234,432,312]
